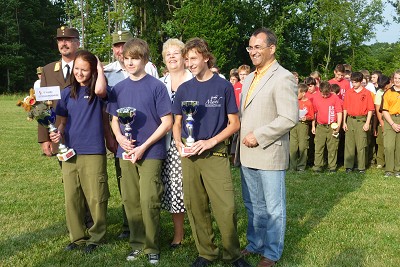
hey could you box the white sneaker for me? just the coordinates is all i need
[148,253,160,264]
[396,173,400,178]
[376,165,383,169]
[127,250,143,261]
[384,172,393,178]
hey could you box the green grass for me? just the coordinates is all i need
[1,94,400,267]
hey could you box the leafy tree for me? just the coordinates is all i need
[0,0,64,93]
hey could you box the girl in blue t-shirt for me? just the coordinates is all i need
[50,50,110,253]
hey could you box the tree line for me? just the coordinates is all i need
[1,0,399,93]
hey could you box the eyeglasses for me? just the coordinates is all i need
[245,45,270,53]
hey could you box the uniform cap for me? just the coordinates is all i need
[56,26,79,38]
[112,30,133,45]
[36,66,43,74]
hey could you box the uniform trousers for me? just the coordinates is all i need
[344,117,368,170]
[383,116,400,173]
[62,154,109,245]
[375,125,385,166]
[181,143,241,262]
[313,124,339,171]
[114,157,129,232]
[289,122,309,171]
[119,159,163,254]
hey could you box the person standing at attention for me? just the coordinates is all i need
[381,70,400,178]
[238,27,298,267]
[342,72,374,174]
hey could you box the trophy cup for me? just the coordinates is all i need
[331,122,339,138]
[181,101,199,155]
[117,107,136,160]
[34,104,76,161]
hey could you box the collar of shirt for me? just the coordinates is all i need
[254,59,276,79]
[61,60,73,77]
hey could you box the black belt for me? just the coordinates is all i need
[300,121,311,125]
[349,115,366,119]
[318,123,331,127]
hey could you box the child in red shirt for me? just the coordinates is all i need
[343,72,375,173]
[312,82,343,172]
[289,83,314,171]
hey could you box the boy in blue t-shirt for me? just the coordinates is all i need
[172,37,250,267]
[106,38,172,264]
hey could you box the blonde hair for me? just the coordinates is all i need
[162,38,185,62]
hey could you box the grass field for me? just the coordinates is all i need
[1,94,400,267]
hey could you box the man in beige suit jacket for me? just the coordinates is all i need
[39,27,80,156]
[238,28,298,267]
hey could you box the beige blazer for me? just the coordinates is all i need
[38,61,72,143]
[237,61,298,170]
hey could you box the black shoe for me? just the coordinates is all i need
[118,230,130,239]
[346,168,352,173]
[170,242,182,249]
[232,257,251,267]
[84,244,98,254]
[64,242,79,251]
[358,170,366,174]
[191,257,212,267]
[329,169,336,173]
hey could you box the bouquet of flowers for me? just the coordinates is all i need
[16,88,52,121]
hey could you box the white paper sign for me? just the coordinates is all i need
[35,86,61,101]
[299,109,307,118]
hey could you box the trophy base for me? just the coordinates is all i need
[122,152,134,160]
[181,145,195,156]
[57,149,76,161]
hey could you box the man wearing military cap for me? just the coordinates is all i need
[103,29,159,239]
[33,66,43,90]
[39,26,80,156]
[104,30,159,85]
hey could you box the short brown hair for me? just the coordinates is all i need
[319,81,332,94]
[182,37,215,68]
[123,38,149,63]
[298,83,308,93]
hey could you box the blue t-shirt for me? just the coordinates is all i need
[106,74,171,159]
[172,74,238,140]
[56,86,106,155]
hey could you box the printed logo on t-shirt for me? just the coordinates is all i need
[328,105,335,124]
[205,95,223,107]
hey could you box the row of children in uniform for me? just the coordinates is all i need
[289,64,400,178]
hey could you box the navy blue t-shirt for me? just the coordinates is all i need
[56,86,106,155]
[172,74,238,140]
[106,74,171,159]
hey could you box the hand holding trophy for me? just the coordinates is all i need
[331,122,339,138]
[181,101,199,155]
[35,104,76,161]
[117,107,136,160]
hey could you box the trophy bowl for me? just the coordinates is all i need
[181,101,199,154]
[116,107,136,160]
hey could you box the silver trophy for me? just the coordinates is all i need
[181,101,199,154]
[117,107,136,160]
[35,104,75,161]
